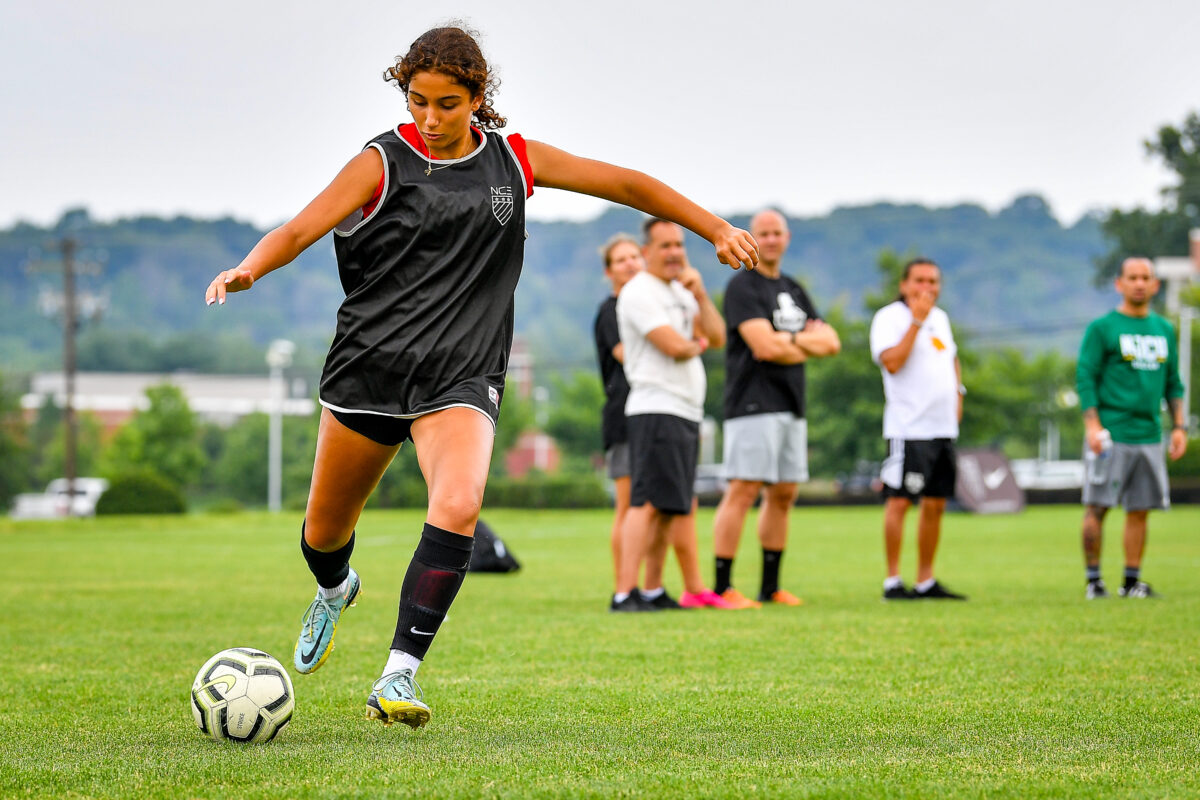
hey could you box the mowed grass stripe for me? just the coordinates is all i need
[1,505,1197,799]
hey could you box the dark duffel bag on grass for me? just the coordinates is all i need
[469,518,521,573]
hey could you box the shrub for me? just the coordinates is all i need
[96,471,186,515]
[483,474,610,509]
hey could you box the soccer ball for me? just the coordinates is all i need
[190,647,294,743]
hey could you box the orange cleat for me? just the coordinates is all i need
[719,587,762,610]
[761,589,804,606]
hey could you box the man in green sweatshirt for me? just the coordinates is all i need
[1076,257,1188,600]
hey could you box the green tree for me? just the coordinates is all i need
[544,371,605,468]
[205,410,319,507]
[36,412,104,486]
[1096,111,1200,283]
[806,306,884,477]
[958,346,1082,458]
[0,374,32,509]
[862,247,916,313]
[101,383,205,488]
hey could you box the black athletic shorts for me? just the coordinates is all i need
[329,408,414,446]
[880,438,956,501]
[628,413,699,515]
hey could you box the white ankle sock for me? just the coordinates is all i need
[641,586,665,600]
[318,575,349,600]
[883,576,904,590]
[915,578,936,593]
[613,591,630,603]
[383,649,422,678]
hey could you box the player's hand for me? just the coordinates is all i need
[1086,427,1111,456]
[206,268,255,306]
[1168,427,1187,461]
[909,290,935,322]
[714,225,759,271]
[679,266,706,298]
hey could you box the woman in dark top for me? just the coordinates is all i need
[205,26,758,729]
[593,234,643,598]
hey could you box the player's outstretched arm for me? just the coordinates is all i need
[204,149,384,306]
[524,140,758,271]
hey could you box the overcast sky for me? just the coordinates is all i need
[3,1,1198,230]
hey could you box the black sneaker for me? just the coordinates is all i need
[882,583,914,601]
[641,589,682,610]
[610,590,659,612]
[1085,579,1109,599]
[1118,580,1160,599]
[913,580,967,600]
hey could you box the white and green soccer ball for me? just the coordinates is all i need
[190,648,294,743]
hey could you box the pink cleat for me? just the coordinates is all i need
[679,589,736,609]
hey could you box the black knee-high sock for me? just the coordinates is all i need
[760,548,784,597]
[714,557,734,595]
[300,523,355,589]
[391,523,475,660]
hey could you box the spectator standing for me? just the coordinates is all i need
[1076,257,1187,600]
[869,258,967,601]
[594,234,643,597]
[711,210,840,608]
[613,219,733,611]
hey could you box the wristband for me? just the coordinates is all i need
[1173,425,1188,432]
[958,384,967,396]
[792,330,800,346]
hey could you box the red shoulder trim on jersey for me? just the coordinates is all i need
[362,170,385,217]
[506,133,535,198]
[398,122,428,155]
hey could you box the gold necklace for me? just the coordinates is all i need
[423,135,478,175]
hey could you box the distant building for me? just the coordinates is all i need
[21,371,316,433]
[504,430,561,478]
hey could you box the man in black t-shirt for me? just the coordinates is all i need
[712,210,841,608]
[593,234,644,602]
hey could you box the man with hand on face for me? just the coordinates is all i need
[711,209,840,609]
[1076,257,1187,600]
[869,258,966,601]
[613,218,733,611]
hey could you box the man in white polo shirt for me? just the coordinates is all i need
[869,258,967,601]
[612,218,732,612]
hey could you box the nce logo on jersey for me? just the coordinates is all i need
[1119,334,1168,371]
[491,186,513,226]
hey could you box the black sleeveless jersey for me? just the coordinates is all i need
[320,124,531,425]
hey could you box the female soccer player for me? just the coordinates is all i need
[205,26,758,729]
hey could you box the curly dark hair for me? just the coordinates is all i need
[383,26,506,130]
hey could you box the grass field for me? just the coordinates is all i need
[2,504,1198,799]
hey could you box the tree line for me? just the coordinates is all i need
[2,111,1200,510]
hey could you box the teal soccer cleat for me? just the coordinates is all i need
[293,568,360,674]
[365,669,431,729]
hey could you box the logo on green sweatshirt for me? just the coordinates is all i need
[1118,334,1168,371]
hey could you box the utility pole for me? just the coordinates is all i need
[61,237,79,505]
[28,234,105,514]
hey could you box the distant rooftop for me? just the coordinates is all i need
[22,371,316,425]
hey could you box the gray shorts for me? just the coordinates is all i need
[605,442,631,480]
[722,412,808,484]
[1081,440,1170,511]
